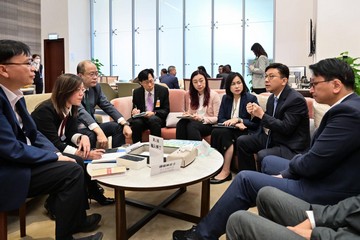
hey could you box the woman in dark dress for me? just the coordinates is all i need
[210,72,260,184]
[31,74,114,213]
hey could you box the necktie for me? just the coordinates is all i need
[266,96,279,148]
[85,90,91,114]
[146,92,153,111]
[59,115,69,137]
[272,96,278,116]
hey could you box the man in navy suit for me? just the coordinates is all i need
[173,58,360,240]
[160,65,180,89]
[0,40,102,240]
[236,63,310,171]
[77,60,132,149]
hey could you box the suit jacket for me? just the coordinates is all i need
[160,74,180,89]
[132,84,170,122]
[186,90,221,124]
[218,92,260,132]
[281,93,360,204]
[78,83,124,127]
[261,85,310,153]
[31,99,79,152]
[311,194,360,239]
[251,55,269,89]
[0,88,58,211]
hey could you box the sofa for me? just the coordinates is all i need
[111,89,226,143]
[23,90,330,148]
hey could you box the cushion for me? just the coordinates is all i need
[166,112,183,128]
[313,101,330,128]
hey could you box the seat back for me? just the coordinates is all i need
[207,78,222,89]
[168,89,186,112]
[116,82,141,97]
[99,82,118,101]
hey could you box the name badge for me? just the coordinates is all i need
[155,99,160,108]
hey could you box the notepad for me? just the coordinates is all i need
[212,123,236,129]
[132,112,146,118]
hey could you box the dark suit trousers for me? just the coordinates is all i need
[130,115,163,143]
[236,133,295,171]
[27,161,87,239]
[79,121,125,148]
[176,119,213,140]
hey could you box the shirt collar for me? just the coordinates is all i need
[331,92,353,108]
[0,84,24,109]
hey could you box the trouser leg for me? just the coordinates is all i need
[197,170,305,239]
[236,134,266,171]
[100,121,125,147]
[130,118,146,143]
[28,161,86,239]
[148,115,163,137]
[257,186,309,226]
[226,211,306,240]
[176,119,189,139]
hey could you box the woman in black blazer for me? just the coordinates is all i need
[32,74,114,215]
[210,72,260,184]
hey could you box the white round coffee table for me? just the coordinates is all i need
[87,146,223,240]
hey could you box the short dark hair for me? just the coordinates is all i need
[0,40,31,63]
[225,72,249,97]
[137,69,154,82]
[266,63,290,79]
[309,58,355,90]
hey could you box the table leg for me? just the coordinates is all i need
[200,179,210,217]
[115,188,127,240]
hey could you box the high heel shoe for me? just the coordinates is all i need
[89,192,115,205]
[210,173,232,184]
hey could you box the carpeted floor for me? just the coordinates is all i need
[7,175,257,240]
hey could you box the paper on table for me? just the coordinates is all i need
[91,151,126,164]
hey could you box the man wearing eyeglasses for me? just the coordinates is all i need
[0,40,103,240]
[130,68,170,143]
[77,60,132,150]
[173,58,360,240]
[235,62,310,171]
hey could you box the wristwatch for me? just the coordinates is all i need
[237,117,243,123]
[122,121,130,126]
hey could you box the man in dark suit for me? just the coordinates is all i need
[160,65,180,89]
[236,63,310,171]
[226,187,360,239]
[0,40,102,240]
[173,58,360,240]
[130,68,170,143]
[77,60,132,149]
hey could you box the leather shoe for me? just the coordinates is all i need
[89,192,115,205]
[173,225,200,240]
[74,232,103,240]
[210,173,232,184]
[44,199,56,220]
[75,213,102,233]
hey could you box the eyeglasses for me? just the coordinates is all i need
[76,87,86,93]
[1,62,32,67]
[265,75,281,80]
[85,71,99,77]
[231,81,243,86]
[309,79,333,88]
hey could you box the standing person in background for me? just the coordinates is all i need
[160,65,180,89]
[130,68,170,143]
[216,65,223,78]
[176,70,220,140]
[32,54,43,94]
[210,72,260,184]
[219,64,232,89]
[249,43,269,94]
[32,73,114,207]
[198,65,211,78]
[159,68,168,81]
